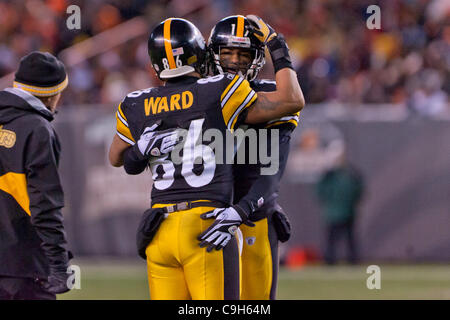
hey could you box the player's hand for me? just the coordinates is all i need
[198,206,255,252]
[137,121,180,158]
[40,265,72,294]
[246,15,277,44]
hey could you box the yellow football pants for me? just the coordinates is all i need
[240,216,279,300]
[146,204,240,300]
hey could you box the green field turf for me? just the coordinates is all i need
[60,259,450,300]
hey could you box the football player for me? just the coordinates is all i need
[204,15,300,300]
[108,17,303,300]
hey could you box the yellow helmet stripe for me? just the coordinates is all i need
[163,19,176,69]
[236,15,244,37]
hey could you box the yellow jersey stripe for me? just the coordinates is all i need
[116,105,129,127]
[265,119,298,128]
[0,172,30,216]
[220,75,239,102]
[221,78,248,125]
[221,77,244,110]
[163,19,176,69]
[229,90,257,130]
[116,112,135,144]
[236,15,244,37]
[117,103,128,123]
[117,132,135,145]
[266,112,300,125]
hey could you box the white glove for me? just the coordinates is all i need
[198,206,254,252]
[137,122,180,157]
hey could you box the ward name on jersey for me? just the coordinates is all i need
[115,73,257,205]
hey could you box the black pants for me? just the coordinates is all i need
[0,277,55,300]
[324,220,358,265]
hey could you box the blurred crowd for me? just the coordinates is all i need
[0,0,448,115]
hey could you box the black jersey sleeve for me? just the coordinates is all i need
[115,99,136,145]
[265,112,300,129]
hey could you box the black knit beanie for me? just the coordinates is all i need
[14,51,68,97]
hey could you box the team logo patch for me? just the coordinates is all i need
[187,55,197,65]
[0,126,16,148]
[228,225,238,235]
[257,197,264,208]
[245,237,256,246]
[150,148,161,157]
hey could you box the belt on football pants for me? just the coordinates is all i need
[159,200,226,214]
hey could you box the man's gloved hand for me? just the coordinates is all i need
[246,14,293,74]
[135,121,180,159]
[197,205,255,252]
[246,15,277,44]
[40,265,72,294]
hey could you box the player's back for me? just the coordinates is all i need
[116,73,257,205]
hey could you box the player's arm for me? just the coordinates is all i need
[109,102,135,167]
[110,118,180,174]
[109,134,129,167]
[246,69,304,124]
[245,15,305,124]
[122,122,181,175]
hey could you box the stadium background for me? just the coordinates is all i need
[1,0,449,299]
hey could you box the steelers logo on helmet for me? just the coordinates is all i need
[208,15,265,81]
[148,18,207,80]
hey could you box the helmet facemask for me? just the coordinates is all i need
[208,24,265,81]
[210,46,265,81]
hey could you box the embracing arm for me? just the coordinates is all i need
[108,134,148,174]
[109,134,129,167]
[246,68,304,124]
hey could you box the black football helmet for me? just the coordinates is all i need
[208,15,265,81]
[148,18,207,80]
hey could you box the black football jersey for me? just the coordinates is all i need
[232,79,300,207]
[115,74,257,205]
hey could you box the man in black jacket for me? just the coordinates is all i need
[0,52,72,299]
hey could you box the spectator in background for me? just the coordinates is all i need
[0,0,448,110]
[316,150,364,265]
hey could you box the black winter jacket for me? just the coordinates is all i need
[0,87,70,280]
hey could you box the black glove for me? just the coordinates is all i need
[272,204,292,243]
[40,265,72,294]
